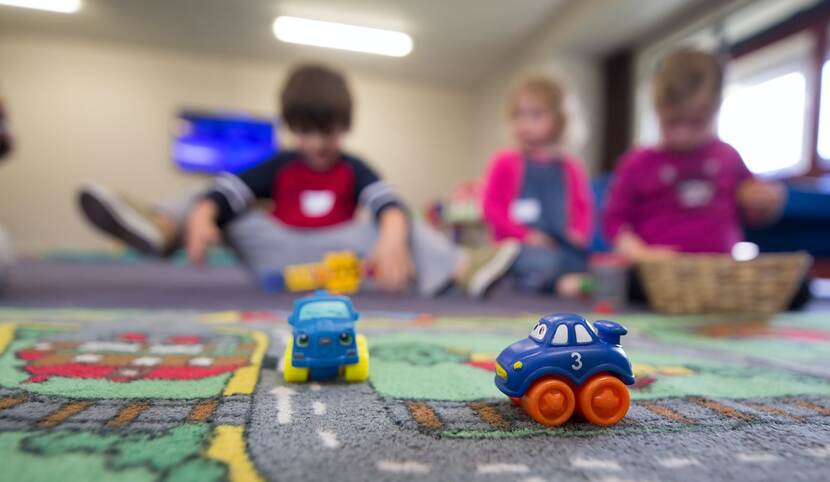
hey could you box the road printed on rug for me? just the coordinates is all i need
[1,309,829,482]
[0,320,268,482]
[365,326,830,439]
[616,313,830,379]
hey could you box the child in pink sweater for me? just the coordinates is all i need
[481,76,593,296]
[603,50,784,263]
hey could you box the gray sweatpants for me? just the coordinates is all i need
[158,191,461,296]
[510,245,587,293]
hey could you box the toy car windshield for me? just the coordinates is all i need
[297,300,352,321]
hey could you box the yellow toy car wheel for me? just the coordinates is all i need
[343,334,370,382]
[282,337,310,383]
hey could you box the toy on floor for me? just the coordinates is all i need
[282,290,369,383]
[494,313,634,427]
[281,251,362,294]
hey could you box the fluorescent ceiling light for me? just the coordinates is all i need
[0,0,81,13]
[273,16,412,57]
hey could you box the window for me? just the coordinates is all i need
[819,59,830,164]
[719,72,808,175]
[551,325,569,346]
[298,301,351,321]
[574,324,594,344]
[633,0,830,176]
[718,32,814,177]
[529,323,547,342]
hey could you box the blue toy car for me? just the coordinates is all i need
[494,313,634,426]
[282,291,369,382]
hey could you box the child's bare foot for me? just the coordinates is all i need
[78,184,177,256]
[556,273,586,299]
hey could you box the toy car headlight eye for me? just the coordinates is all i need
[339,332,353,346]
[296,333,309,347]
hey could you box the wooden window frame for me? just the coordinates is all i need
[728,1,830,177]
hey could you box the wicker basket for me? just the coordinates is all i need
[637,252,812,315]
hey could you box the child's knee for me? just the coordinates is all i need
[512,246,562,275]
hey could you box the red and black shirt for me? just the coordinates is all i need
[205,150,404,228]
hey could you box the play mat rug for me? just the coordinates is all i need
[1,307,829,482]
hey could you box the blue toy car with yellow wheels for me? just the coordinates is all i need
[282,291,369,382]
[494,313,634,426]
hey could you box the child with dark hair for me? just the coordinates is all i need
[0,98,10,159]
[78,64,517,297]
[0,97,13,293]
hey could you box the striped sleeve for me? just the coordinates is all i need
[203,152,290,226]
[346,155,406,220]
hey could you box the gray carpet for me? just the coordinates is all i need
[2,258,599,314]
[1,258,829,482]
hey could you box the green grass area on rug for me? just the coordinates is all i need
[1,308,829,482]
[368,332,830,401]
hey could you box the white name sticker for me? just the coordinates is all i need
[510,198,541,224]
[300,190,336,217]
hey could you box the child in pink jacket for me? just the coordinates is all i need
[481,76,593,296]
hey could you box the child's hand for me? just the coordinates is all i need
[615,229,677,263]
[525,230,556,248]
[370,208,414,293]
[635,245,679,262]
[738,180,785,225]
[185,200,221,266]
[369,237,414,293]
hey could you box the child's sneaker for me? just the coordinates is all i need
[462,241,521,299]
[77,184,173,256]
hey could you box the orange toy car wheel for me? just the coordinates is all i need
[577,373,630,426]
[521,377,576,426]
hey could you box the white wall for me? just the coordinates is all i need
[470,3,603,175]
[472,56,601,173]
[0,32,476,253]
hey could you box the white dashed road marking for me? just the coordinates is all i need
[477,463,529,474]
[276,330,291,373]
[317,430,340,449]
[312,401,327,416]
[75,353,103,363]
[277,329,292,344]
[571,457,621,471]
[270,386,296,425]
[131,356,161,366]
[736,452,779,463]
[805,445,830,458]
[376,460,431,474]
[657,456,700,468]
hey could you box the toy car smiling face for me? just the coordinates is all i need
[494,313,635,398]
[288,292,360,368]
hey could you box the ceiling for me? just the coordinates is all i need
[0,0,703,86]
[557,0,709,54]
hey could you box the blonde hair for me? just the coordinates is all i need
[507,75,567,141]
[654,49,723,113]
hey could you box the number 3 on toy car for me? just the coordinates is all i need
[570,352,582,370]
